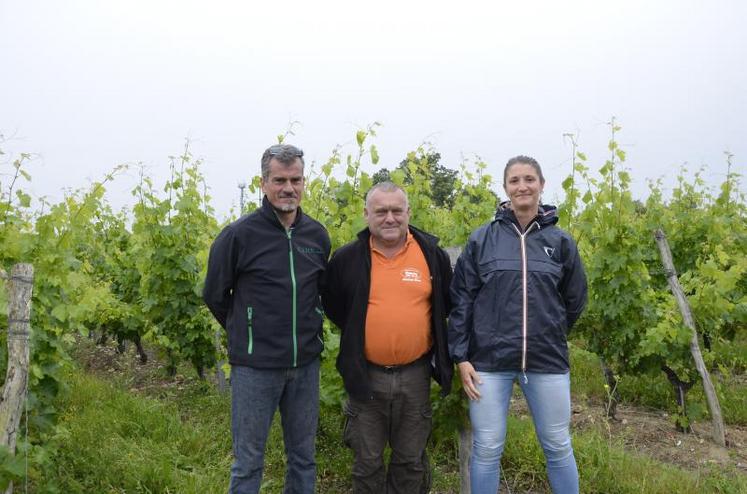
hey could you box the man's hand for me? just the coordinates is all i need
[457,361,482,401]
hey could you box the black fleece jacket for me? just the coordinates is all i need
[203,197,330,369]
[323,226,453,401]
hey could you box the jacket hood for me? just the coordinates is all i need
[495,201,559,227]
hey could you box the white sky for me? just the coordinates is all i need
[1,0,745,219]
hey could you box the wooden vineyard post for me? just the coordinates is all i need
[215,327,227,393]
[0,264,34,494]
[458,427,472,494]
[653,230,726,447]
[445,246,471,494]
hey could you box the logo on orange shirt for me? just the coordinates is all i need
[401,268,422,283]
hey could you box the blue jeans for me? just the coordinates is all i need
[469,371,578,494]
[229,358,320,494]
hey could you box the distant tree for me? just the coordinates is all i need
[371,153,459,208]
[371,168,391,186]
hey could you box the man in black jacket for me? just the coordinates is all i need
[203,144,330,494]
[323,182,452,494]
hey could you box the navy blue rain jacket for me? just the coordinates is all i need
[448,204,587,373]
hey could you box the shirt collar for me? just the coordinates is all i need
[369,230,413,257]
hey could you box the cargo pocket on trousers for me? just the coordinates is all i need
[421,403,433,424]
[342,400,359,449]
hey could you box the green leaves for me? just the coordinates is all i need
[51,304,68,322]
[16,190,31,208]
[1,124,744,482]
[131,146,218,377]
[370,144,379,165]
[561,122,746,422]
[0,444,26,489]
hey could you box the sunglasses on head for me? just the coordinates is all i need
[268,145,304,157]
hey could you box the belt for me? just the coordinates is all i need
[366,353,430,372]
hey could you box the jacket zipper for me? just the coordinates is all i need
[510,221,540,377]
[287,228,298,367]
[247,306,254,354]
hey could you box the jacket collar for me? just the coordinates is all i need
[494,201,559,228]
[259,195,304,229]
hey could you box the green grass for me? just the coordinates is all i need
[36,357,747,494]
[42,371,231,493]
[501,415,747,494]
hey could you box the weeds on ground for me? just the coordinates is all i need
[38,339,747,493]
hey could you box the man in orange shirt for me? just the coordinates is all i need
[323,182,453,494]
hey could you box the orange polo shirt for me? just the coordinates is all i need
[365,232,432,365]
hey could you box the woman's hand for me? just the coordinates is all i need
[457,361,482,401]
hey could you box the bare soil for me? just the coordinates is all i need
[511,397,747,475]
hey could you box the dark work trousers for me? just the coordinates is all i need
[343,357,433,494]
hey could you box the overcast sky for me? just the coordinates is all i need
[2,0,745,219]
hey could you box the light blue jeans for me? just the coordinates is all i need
[469,371,578,494]
[229,358,320,494]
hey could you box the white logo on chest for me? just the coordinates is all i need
[401,268,422,282]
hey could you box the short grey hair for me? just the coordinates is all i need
[261,144,305,180]
[365,181,409,209]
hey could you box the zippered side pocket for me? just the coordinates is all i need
[315,307,324,347]
[247,306,254,355]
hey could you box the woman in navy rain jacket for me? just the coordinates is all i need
[448,155,587,494]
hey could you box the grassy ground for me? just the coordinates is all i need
[34,338,747,493]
